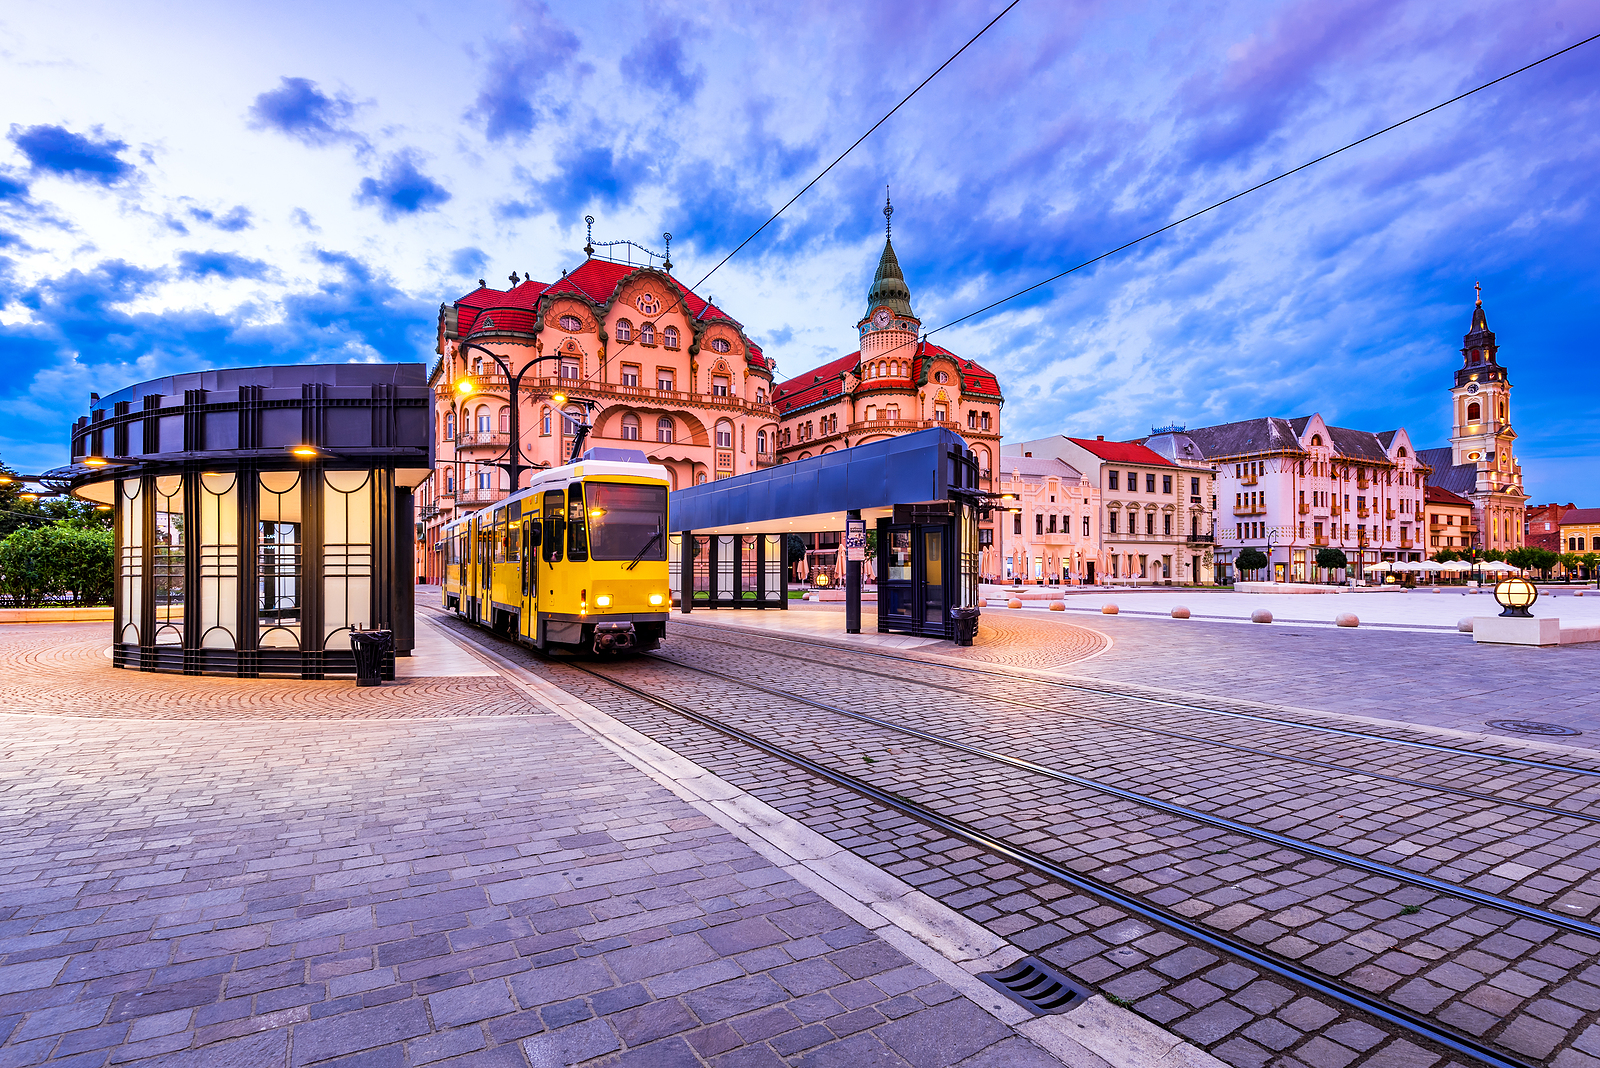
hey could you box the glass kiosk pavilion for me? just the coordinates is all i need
[57,364,433,678]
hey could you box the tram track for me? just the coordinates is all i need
[672,619,1600,781]
[663,625,1600,822]
[552,652,1544,1068]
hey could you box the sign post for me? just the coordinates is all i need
[845,514,865,634]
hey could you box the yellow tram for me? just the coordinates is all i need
[442,447,670,654]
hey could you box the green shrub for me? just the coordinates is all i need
[0,526,113,606]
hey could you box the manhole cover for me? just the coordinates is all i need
[978,956,1092,1015]
[1487,720,1583,737]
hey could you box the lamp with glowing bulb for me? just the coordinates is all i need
[1494,576,1537,618]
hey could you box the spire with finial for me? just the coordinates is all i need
[1475,280,1482,306]
[584,215,595,258]
[864,187,914,321]
[663,232,672,272]
[1468,281,1490,335]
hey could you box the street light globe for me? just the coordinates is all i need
[551,391,567,406]
[1493,576,1537,618]
[456,379,474,395]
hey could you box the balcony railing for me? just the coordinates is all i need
[1357,508,1370,519]
[1298,503,1310,515]
[1357,479,1370,490]
[456,431,510,449]
[1240,474,1257,486]
[1398,538,1414,549]
[1312,536,1329,546]
[457,487,509,506]
[1331,504,1342,516]
[1233,505,1266,516]
[1186,533,1214,544]
[1385,509,1396,521]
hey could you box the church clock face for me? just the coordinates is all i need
[872,309,891,327]
[1465,383,1480,395]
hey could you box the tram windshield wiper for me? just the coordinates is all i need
[626,530,662,571]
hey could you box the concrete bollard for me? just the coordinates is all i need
[1251,608,1273,623]
[1049,600,1065,611]
[1458,618,1474,633]
[1171,606,1191,619]
[1007,598,1023,609]
[1102,604,1119,615]
[1335,613,1359,628]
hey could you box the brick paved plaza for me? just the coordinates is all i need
[2,602,1598,1068]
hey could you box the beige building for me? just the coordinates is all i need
[416,252,779,581]
[996,457,1099,584]
[1425,485,1476,551]
[1004,435,1216,585]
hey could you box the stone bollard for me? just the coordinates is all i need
[1251,609,1273,623]
[1458,618,1474,633]
[1102,604,1119,615]
[1007,598,1023,609]
[1049,600,1065,611]
[1171,606,1191,619]
[1335,613,1359,628]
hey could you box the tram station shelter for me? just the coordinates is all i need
[667,427,984,640]
[57,364,433,678]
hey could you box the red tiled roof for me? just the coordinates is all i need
[1562,507,1600,526]
[452,259,766,369]
[1425,484,1471,506]
[1066,437,1175,466]
[773,341,1002,415]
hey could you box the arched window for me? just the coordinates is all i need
[757,429,768,454]
[443,411,455,440]
[498,406,509,433]
[878,361,887,377]
[559,314,582,332]
[476,406,490,434]
[1467,401,1481,421]
[657,417,674,443]
[697,473,707,484]
[620,413,640,441]
[1397,447,1408,457]
[716,420,733,448]
[1311,434,1322,446]
[641,322,655,345]
[968,410,977,428]
[663,325,679,349]
[615,319,632,343]
[710,338,730,354]
[473,356,483,374]
[541,407,551,435]
[935,371,948,383]
[755,387,765,404]
[562,409,583,436]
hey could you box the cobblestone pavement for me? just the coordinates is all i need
[0,625,1071,1067]
[443,610,1600,1068]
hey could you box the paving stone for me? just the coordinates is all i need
[522,1017,621,1065]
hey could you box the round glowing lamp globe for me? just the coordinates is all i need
[1493,576,1537,618]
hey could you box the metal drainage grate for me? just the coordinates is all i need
[978,956,1093,1015]
[1487,719,1583,737]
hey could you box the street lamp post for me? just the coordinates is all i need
[453,340,573,494]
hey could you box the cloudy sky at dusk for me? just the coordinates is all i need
[1,0,1595,500]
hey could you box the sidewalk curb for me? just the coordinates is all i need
[426,615,1227,1068]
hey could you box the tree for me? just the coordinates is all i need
[1432,549,1460,563]
[1581,552,1600,582]
[1315,547,1348,571]
[1504,547,1534,573]
[1236,547,1269,577]
[0,526,113,606]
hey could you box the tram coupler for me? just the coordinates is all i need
[593,622,637,654]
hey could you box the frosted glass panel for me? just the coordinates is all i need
[118,479,143,645]
[198,472,238,650]
[152,476,184,645]
[259,472,302,649]
[323,470,373,645]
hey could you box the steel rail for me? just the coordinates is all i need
[634,651,1600,940]
[673,620,1600,779]
[660,632,1600,821]
[557,656,1541,1068]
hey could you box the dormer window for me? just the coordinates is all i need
[935,371,949,383]
[558,314,583,332]
[710,338,731,354]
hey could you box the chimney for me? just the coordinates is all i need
[1097,435,1104,440]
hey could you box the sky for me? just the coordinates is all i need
[0,0,1595,502]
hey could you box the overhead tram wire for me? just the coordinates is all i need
[687,0,1023,293]
[868,29,1600,360]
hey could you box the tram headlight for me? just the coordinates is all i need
[649,594,664,606]
[595,594,612,607]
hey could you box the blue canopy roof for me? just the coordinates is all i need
[669,427,969,533]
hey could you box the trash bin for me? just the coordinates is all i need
[349,628,394,686]
[949,606,981,647]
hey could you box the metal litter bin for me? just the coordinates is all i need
[349,628,394,686]
[950,606,980,647]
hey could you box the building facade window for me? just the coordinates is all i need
[621,365,639,388]
[1108,471,1119,490]
[710,338,730,353]
[641,322,655,345]
[620,414,640,440]
[616,319,632,343]
[712,376,729,397]
[663,326,679,349]
[657,417,674,443]
[541,407,551,435]
[658,370,674,391]
[561,359,579,379]
[559,314,582,332]
[715,421,733,448]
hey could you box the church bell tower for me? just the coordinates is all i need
[1449,283,1515,474]
[857,191,921,362]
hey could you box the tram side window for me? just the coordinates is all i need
[493,512,507,563]
[505,505,521,562]
[542,490,565,563]
[567,484,589,562]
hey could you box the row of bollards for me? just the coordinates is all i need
[1002,599,1368,627]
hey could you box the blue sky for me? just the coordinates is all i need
[1,0,1595,502]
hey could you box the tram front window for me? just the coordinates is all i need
[585,483,667,562]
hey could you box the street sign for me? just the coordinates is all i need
[845,519,866,562]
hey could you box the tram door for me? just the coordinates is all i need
[520,516,537,641]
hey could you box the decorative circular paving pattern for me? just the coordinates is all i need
[1485,718,1583,737]
[0,622,534,720]
[923,611,1112,668]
